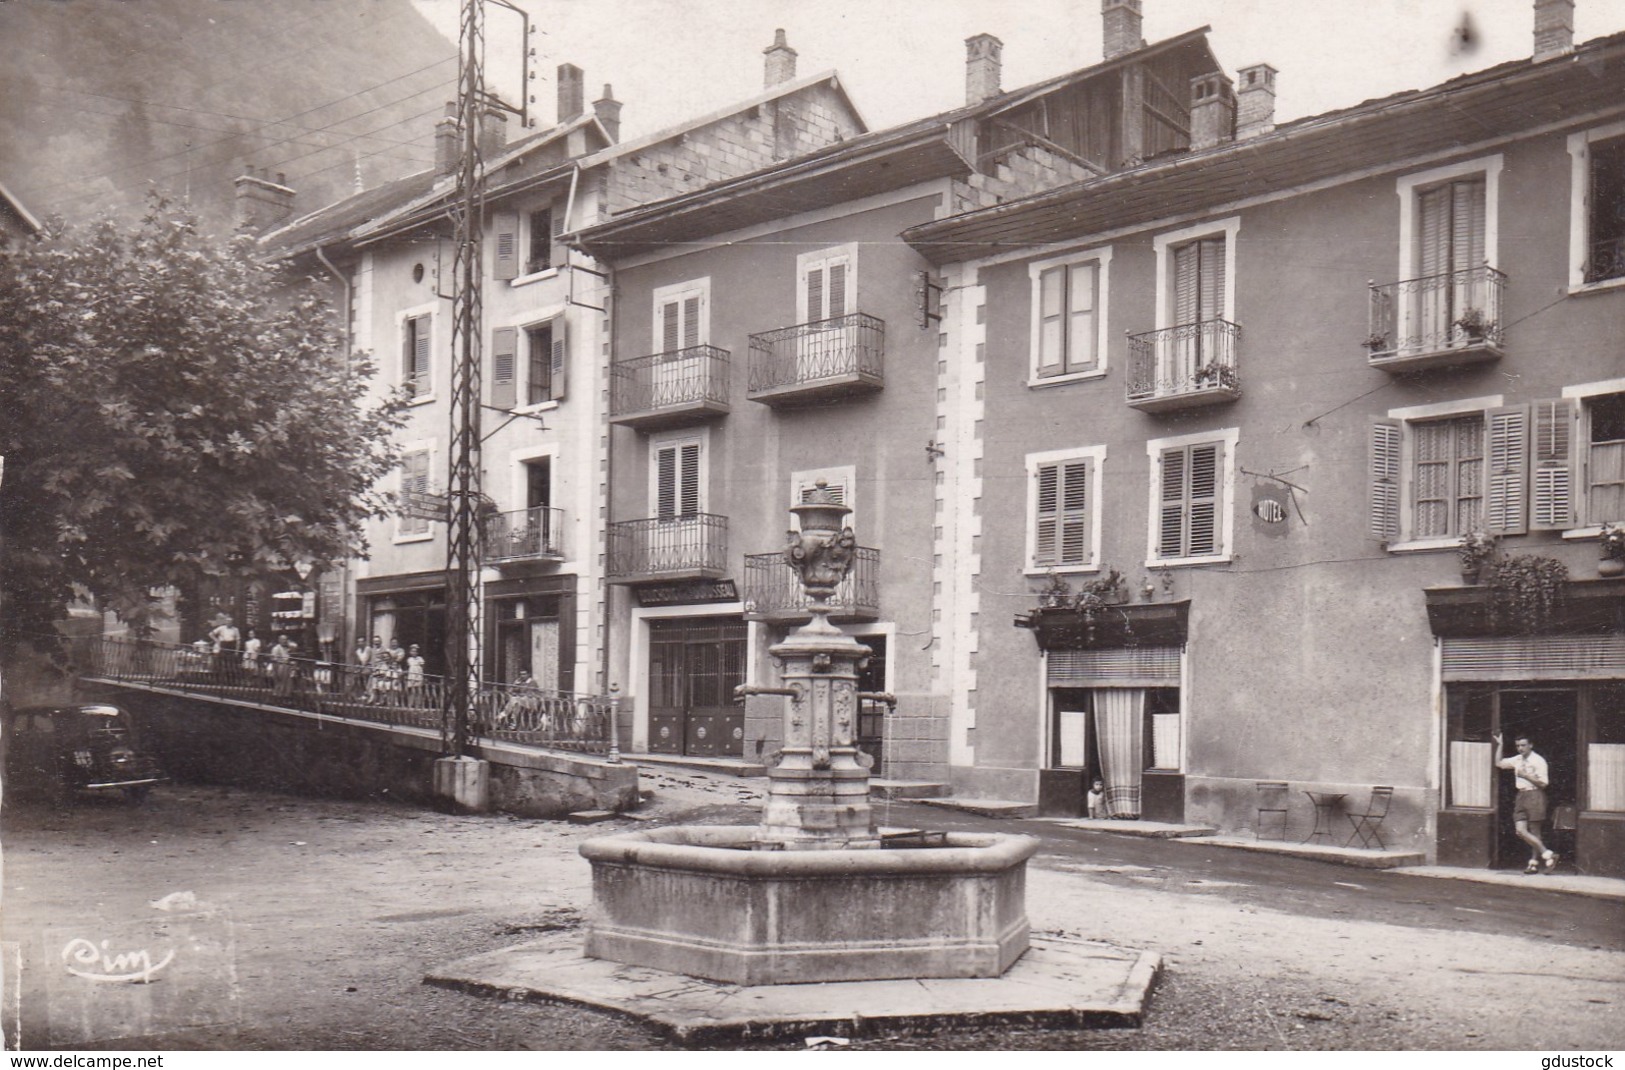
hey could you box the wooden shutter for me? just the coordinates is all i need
[1187,443,1220,555]
[679,442,701,517]
[1198,238,1225,321]
[1485,404,1529,535]
[1058,459,1092,565]
[1418,186,1450,278]
[682,295,700,348]
[490,326,517,410]
[656,446,677,520]
[661,300,681,353]
[1173,243,1199,326]
[401,319,413,391]
[1158,448,1186,558]
[655,441,702,520]
[412,314,431,393]
[1369,419,1402,543]
[549,206,566,271]
[1531,398,1577,529]
[493,211,519,280]
[1037,266,1065,376]
[1034,464,1060,565]
[806,266,825,324]
[1451,178,1486,274]
[1067,262,1097,370]
[828,260,848,318]
[549,317,567,402]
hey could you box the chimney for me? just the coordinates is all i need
[1235,64,1277,138]
[1102,0,1144,60]
[435,102,458,177]
[1188,71,1235,150]
[593,84,622,143]
[558,63,585,122]
[479,106,507,160]
[764,28,798,87]
[965,33,1003,106]
[1533,0,1574,61]
[233,167,295,234]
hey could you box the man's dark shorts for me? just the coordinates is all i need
[1514,788,1548,824]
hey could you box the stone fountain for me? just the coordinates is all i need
[580,482,1039,985]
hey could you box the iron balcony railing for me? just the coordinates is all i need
[605,513,729,581]
[1366,265,1506,360]
[483,506,564,562]
[746,311,884,395]
[742,546,879,621]
[1126,319,1241,403]
[1586,236,1625,285]
[609,344,730,417]
[82,637,616,754]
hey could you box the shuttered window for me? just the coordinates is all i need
[1033,458,1094,568]
[1156,442,1221,560]
[1172,237,1225,326]
[524,320,565,405]
[655,441,702,520]
[490,326,518,410]
[402,314,431,398]
[658,291,704,352]
[1037,262,1099,377]
[1585,392,1625,524]
[399,449,431,536]
[1484,405,1528,535]
[1585,136,1625,284]
[493,211,519,280]
[1370,420,1402,542]
[800,249,853,325]
[1417,178,1486,278]
[1412,414,1484,539]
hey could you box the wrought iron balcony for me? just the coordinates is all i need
[1586,235,1625,285]
[747,311,884,407]
[1366,265,1506,371]
[1125,319,1242,413]
[742,546,880,623]
[608,345,730,430]
[482,506,564,564]
[606,513,729,585]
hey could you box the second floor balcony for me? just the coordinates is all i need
[741,546,880,624]
[1126,319,1242,414]
[747,311,884,407]
[1366,265,1506,371]
[609,345,730,431]
[483,506,564,565]
[606,513,729,585]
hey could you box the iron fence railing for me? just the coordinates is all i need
[1126,319,1241,402]
[1587,236,1625,285]
[1367,265,1506,360]
[605,513,728,580]
[742,546,879,619]
[747,312,884,394]
[609,345,730,416]
[82,637,615,755]
[483,506,564,562]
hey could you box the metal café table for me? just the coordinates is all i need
[1302,790,1347,845]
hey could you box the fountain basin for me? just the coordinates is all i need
[580,825,1039,985]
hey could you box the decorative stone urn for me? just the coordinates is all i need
[579,480,1038,985]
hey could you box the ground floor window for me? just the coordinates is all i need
[1049,685,1180,819]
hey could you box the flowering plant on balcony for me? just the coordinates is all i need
[1457,529,1498,580]
[1192,362,1238,390]
[1600,522,1625,562]
[1362,332,1390,351]
[1453,307,1493,340]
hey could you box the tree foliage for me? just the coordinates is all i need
[0,197,403,653]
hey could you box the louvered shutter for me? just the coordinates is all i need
[490,326,517,410]
[1198,238,1225,321]
[656,447,677,520]
[549,206,566,272]
[412,315,431,394]
[682,295,700,348]
[1034,464,1060,566]
[1038,267,1065,376]
[662,300,681,353]
[1058,459,1092,565]
[828,260,848,318]
[493,211,519,280]
[1370,420,1402,543]
[401,320,413,392]
[1451,179,1486,275]
[1418,186,1450,278]
[806,266,825,324]
[1531,398,1577,529]
[549,317,567,402]
[1484,405,1529,535]
[679,443,701,517]
[1158,448,1186,558]
[1067,263,1097,371]
[1173,243,1199,326]
[1187,443,1220,555]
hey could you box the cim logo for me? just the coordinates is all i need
[60,937,175,984]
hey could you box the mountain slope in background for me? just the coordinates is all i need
[0,0,459,232]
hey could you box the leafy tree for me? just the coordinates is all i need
[0,197,404,656]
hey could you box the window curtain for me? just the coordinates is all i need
[1448,740,1493,808]
[1094,688,1145,818]
[1590,744,1625,812]
[530,618,560,693]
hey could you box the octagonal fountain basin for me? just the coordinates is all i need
[579,825,1040,986]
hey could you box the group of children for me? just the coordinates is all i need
[352,635,428,705]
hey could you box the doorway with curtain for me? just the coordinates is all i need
[1046,685,1181,819]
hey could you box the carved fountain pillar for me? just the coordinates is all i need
[746,481,879,850]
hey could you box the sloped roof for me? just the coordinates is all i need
[0,181,42,234]
[572,28,1217,261]
[903,31,1625,263]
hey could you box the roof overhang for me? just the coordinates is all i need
[904,35,1625,264]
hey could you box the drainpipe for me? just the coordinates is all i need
[562,163,581,271]
[314,245,353,359]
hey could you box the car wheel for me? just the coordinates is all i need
[124,785,152,804]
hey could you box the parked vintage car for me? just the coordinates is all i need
[2,703,168,803]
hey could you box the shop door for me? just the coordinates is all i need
[1495,689,1579,868]
[647,618,746,757]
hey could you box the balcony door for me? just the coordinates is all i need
[648,439,703,571]
[1415,177,1486,343]
[647,617,746,757]
[1169,236,1225,386]
[653,287,705,406]
[797,247,856,379]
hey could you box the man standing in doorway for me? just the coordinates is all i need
[1492,731,1557,874]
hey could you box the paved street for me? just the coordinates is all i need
[3,771,1622,1051]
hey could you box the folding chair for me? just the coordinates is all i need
[1345,786,1394,849]
[1255,781,1290,841]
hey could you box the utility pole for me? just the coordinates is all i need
[441,0,532,767]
